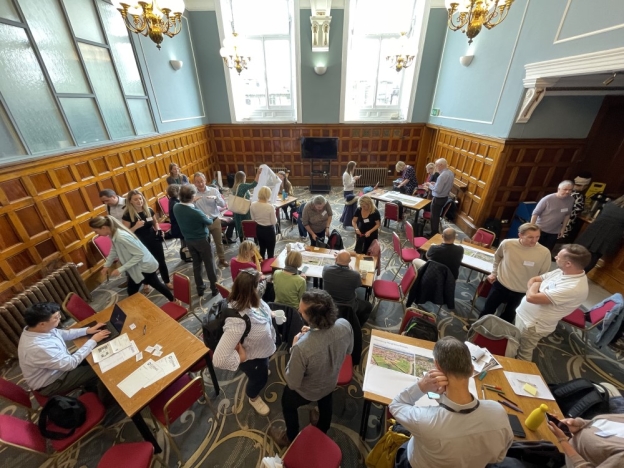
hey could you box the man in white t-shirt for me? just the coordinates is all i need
[515,244,591,361]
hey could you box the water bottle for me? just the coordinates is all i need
[282,190,288,201]
[525,404,549,431]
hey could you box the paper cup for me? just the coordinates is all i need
[274,310,286,325]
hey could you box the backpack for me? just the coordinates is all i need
[548,378,609,418]
[402,311,438,342]
[504,441,565,468]
[38,395,87,440]
[328,229,344,250]
[201,299,251,352]
[482,218,502,247]
[180,246,193,263]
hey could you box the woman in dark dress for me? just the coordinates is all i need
[352,196,381,254]
[122,189,171,289]
[577,195,624,272]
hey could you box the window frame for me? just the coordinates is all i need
[216,0,302,124]
[340,0,430,123]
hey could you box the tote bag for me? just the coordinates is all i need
[227,193,251,215]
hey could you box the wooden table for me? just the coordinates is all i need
[272,195,298,235]
[360,330,564,447]
[368,188,431,211]
[420,233,496,275]
[73,294,208,453]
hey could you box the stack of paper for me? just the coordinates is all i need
[504,371,554,400]
[359,260,375,273]
[465,341,502,375]
[117,352,181,398]
[92,334,132,363]
[99,341,140,373]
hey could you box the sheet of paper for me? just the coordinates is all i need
[251,165,280,202]
[461,244,495,273]
[153,349,163,357]
[504,371,554,400]
[465,341,502,375]
[91,333,132,363]
[359,260,375,273]
[377,192,424,205]
[142,353,181,388]
[129,323,136,330]
[117,359,164,398]
[592,419,624,438]
[99,341,139,373]
[154,344,162,352]
[145,345,155,353]
[136,352,143,362]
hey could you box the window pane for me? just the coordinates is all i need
[348,38,379,108]
[127,99,155,135]
[19,0,90,94]
[59,97,108,145]
[63,0,105,44]
[97,0,145,96]
[232,0,289,36]
[264,40,291,107]
[79,43,134,139]
[236,40,267,112]
[0,0,20,22]
[0,24,72,153]
[0,104,26,157]
[354,0,415,34]
[377,38,403,106]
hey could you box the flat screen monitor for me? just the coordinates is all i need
[301,137,338,160]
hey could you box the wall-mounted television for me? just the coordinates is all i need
[301,137,338,160]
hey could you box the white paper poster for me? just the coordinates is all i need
[251,164,281,203]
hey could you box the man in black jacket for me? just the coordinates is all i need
[425,228,464,280]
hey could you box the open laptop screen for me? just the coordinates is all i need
[110,304,127,333]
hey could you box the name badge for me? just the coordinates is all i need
[523,261,535,267]
[364,218,370,223]
[561,208,568,212]
[145,217,153,222]
[322,210,327,216]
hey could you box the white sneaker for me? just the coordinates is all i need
[249,396,270,416]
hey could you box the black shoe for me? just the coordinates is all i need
[211,288,219,297]
[197,282,207,297]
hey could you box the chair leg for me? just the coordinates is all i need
[371,299,380,317]
[205,355,221,396]
[385,252,396,269]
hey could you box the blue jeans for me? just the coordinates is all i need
[238,357,269,399]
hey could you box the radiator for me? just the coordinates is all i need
[354,167,387,187]
[0,263,91,358]
[254,166,289,175]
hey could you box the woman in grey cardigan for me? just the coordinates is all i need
[89,216,174,301]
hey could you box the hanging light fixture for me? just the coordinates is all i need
[445,0,515,44]
[386,32,416,72]
[112,0,185,50]
[219,0,251,75]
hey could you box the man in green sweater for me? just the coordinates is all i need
[173,184,218,297]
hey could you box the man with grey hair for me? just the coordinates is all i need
[390,336,512,468]
[425,227,464,280]
[173,184,218,297]
[302,195,333,247]
[530,181,574,251]
[426,158,454,237]
[193,172,229,268]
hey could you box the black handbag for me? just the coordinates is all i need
[38,395,87,439]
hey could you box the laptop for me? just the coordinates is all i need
[85,304,127,347]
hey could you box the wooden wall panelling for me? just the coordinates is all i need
[209,124,426,187]
[0,125,215,302]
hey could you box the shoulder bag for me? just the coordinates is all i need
[227,190,251,215]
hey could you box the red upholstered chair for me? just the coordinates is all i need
[0,393,106,465]
[282,425,342,468]
[158,196,170,220]
[561,299,615,355]
[470,279,493,315]
[93,234,113,260]
[372,264,417,317]
[242,220,258,243]
[472,228,496,249]
[97,442,156,468]
[471,332,508,356]
[0,378,36,421]
[399,308,438,339]
[337,355,353,386]
[404,221,427,250]
[160,272,192,321]
[388,232,420,280]
[62,292,96,322]
[261,258,275,275]
[383,203,401,229]
[158,222,172,248]
[149,375,216,464]
[215,282,231,299]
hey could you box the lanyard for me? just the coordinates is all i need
[438,399,480,414]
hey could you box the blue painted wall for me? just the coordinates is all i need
[428,0,624,138]
[132,16,208,132]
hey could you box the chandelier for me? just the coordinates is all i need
[220,32,251,75]
[386,33,415,72]
[445,0,515,44]
[112,0,185,50]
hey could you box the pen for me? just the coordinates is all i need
[143,325,147,335]
[499,394,520,407]
[498,400,524,413]
[485,387,505,395]
[481,385,486,400]
[484,384,503,390]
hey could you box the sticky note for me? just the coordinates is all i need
[129,323,136,330]
[153,349,163,357]
[145,346,155,353]
[523,383,538,396]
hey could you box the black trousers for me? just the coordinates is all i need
[355,232,377,254]
[128,270,174,301]
[142,238,170,284]
[238,357,269,399]
[538,231,558,252]
[394,441,411,468]
[256,224,276,259]
[430,196,448,236]
[479,280,524,324]
[282,386,333,442]
[185,237,217,294]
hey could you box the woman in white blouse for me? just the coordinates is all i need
[213,269,276,416]
[250,186,277,259]
[342,161,360,199]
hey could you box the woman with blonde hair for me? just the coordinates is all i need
[232,169,262,242]
[342,161,360,199]
[166,163,189,186]
[352,196,381,254]
[230,240,262,280]
[122,189,171,289]
[394,161,418,195]
[213,268,276,416]
[250,186,277,259]
[273,251,307,309]
[89,216,174,301]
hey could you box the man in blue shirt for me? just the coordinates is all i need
[427,158,454,237]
